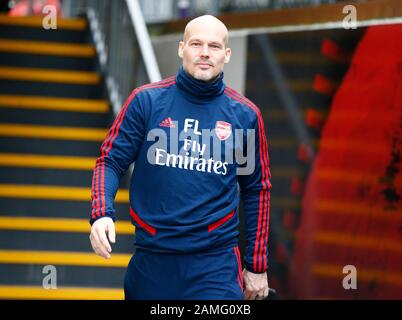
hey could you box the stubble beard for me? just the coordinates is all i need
[193,69,217,82]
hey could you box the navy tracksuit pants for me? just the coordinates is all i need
[124,245,244,300]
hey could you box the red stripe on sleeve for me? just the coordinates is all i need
[224,87,271,272]
[234,246,244,290]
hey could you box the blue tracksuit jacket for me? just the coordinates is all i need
[90,66,272,273]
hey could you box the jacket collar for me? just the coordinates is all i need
[175,66,225,103]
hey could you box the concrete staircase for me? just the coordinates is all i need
[0,15,133,299]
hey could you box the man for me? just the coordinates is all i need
[89,15,272,300]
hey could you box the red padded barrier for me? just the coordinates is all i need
[289,24,402,299]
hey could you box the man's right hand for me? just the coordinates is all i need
[89,217,116,259]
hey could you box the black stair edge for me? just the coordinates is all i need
[0,198,131,220]
[0,108,113,129]
[0,264,127,289]
[0,79,108,100]
[0,167,132,188]
[0,25,92,44]
[0,137,104,157]
[0,52,100,72]
[0,229,134,254]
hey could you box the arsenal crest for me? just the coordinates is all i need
[215,121,232,141]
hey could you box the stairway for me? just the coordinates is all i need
[0,15,133,299]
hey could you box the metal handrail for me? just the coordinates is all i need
[75,0,161,115]
[126,0,161,83]
[138,0,339,23]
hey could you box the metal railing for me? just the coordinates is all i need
[66,0,161,115]
[139,0,341,22]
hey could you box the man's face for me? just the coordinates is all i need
[178,21,231,82]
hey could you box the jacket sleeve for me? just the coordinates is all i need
[90,90,146,225]
[238,113,272,273]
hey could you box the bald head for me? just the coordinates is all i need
[178,15,232,82]
[183,15,229,47]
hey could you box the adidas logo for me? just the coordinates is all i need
[159,117,176,128]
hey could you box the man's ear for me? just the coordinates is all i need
[178,41,184,59]
[224,47,232,64]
